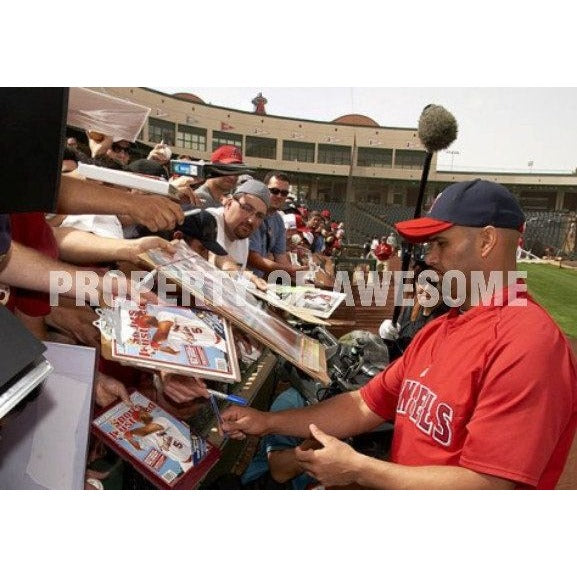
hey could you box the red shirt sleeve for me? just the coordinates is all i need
[360,356,406,421]
[9,213,59,317]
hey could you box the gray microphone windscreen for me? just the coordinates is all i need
[418,104,458,153]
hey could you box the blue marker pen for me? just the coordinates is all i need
[207,388,248,406]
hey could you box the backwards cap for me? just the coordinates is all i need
[176,210,227,256]
[232,179,271,208]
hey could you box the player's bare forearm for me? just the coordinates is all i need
[267,391,383,439]
[295,425,517,490]
[151,322,173,346]
[353,458,516,490]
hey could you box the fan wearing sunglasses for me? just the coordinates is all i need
[86,132,133,167]
[247,171,308,280]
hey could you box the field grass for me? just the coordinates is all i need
[518,263,577,339]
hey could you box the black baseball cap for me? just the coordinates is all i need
[176,210,227,256]
[395,179,526,243]
[0,214,11,257]
[127,158,167,179]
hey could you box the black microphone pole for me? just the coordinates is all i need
[392,151,432,325]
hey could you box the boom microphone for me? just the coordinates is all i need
[391,104,458,325]
[417,104,458,153]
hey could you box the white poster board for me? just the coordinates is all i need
[0,343,96,490]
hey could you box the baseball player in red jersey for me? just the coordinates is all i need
[220,180,577,489]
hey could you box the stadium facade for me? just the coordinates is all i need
[85,88,577,253]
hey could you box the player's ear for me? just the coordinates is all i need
[479,226,497,258]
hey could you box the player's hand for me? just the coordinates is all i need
[158,371,210,403]
[220,406,268,440]
[294,424,361,487]
[298,437,323,451]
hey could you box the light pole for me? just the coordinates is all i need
[446,150,460,171]
[528,160,534,173]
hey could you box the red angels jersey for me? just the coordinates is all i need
[361,288,577,489]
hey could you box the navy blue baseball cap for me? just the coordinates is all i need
[395,179,526,243]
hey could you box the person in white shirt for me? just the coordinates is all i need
[207,179,271,290]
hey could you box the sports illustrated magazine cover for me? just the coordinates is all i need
[92,391,219,489]
[109,302,240,383]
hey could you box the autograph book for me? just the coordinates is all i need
[97,302,240,383]
[92,390,220,490]
[138,241,329,384]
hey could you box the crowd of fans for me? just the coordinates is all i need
[0,127,362,489]
[282,200,347,259]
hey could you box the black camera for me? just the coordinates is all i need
[170,159,253,180]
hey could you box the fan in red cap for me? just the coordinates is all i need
[192,145,246,208]
[210,145,243,164]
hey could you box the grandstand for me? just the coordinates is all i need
[305,199,576,258]
[306,199,396,244]
[523,211,577,258]
[306,200,346,224]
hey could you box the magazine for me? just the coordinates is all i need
[101,302,240,383]
[92,390,220,490]
[250,285,346,320]
[245,285,331,325]
[138,241,330,384]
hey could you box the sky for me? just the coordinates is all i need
[157,87,577,175]
[6,2,576,176]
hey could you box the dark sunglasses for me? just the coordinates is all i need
[268,187,289,197]
[112,144,131,153]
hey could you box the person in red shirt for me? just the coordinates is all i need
[220,179,577,489]
[374,235,393,272]
[6,213,59,333]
